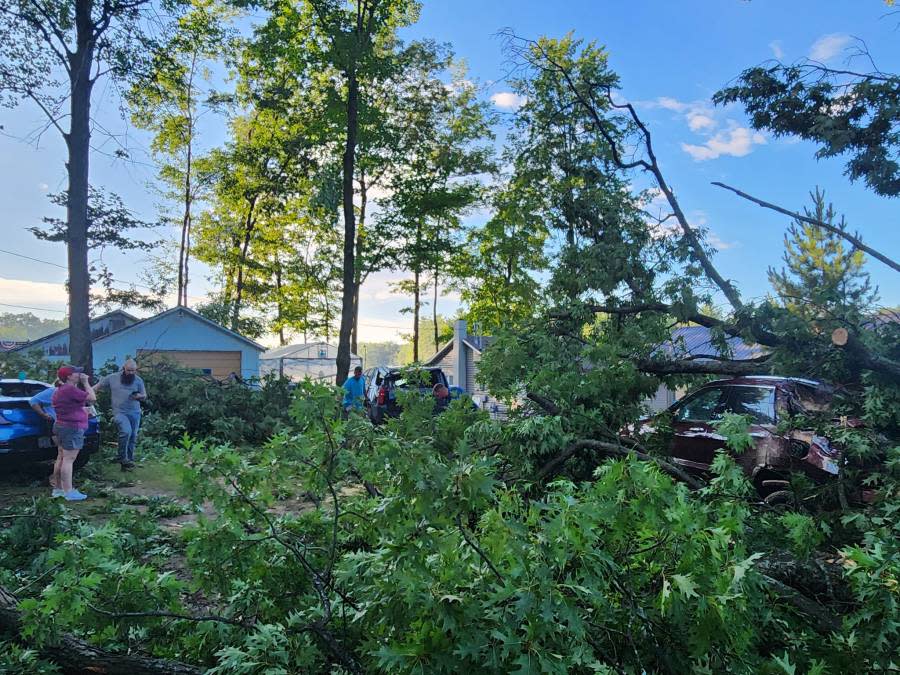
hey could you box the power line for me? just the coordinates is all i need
[0,247,66,270]
[0,301,66,314]
[0,246,208,302]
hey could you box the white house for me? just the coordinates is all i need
[260,342,363,382]
[423,320,507,417]
[14,307,264,380]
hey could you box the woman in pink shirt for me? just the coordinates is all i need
[50,366,97,501]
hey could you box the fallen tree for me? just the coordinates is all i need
[0,586,202,675]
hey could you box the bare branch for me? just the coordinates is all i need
[88,603,252,628]
[455,514,504,584]
[712,182,900,274]
[535,439,704,490]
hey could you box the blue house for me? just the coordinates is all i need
[14,307,264,380]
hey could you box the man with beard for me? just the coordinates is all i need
[95,358,147,471]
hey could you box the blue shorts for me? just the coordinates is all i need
[53,424,85,451]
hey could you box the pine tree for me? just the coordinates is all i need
[768,188,877,320]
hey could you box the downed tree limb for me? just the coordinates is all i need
[501,31,744,311]
[832,328,900,381]
[526,391,562,415]
[712,182,900,274]
[634,354,771,376]
[0,585,202,675]
[536,439,704,490]
[760,574,842,635]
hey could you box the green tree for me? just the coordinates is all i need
[382,69,494,361]
[768,188,877,318]
[452,180,548,334]
[301,0,421,384]
[32,188,166,313]
[0,0,185,371]
[714,60,900,197]
[0,313,67,341]
[128,0,235,307]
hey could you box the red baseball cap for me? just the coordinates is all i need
[57,365,85,380]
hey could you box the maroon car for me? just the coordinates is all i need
[642,376,848,497]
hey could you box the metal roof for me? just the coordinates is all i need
[654,326,767,362]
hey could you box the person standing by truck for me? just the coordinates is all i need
[342,366,366,417]
[95,358,146,471]
[51,366,96,501]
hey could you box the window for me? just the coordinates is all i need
[674,387,725,422]
[448,375,454,385]
[318,346,328,359]
[201,368,212,375]
[725,386,776,425]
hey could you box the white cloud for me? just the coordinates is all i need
[651,97,718,132]
[809,33,851,62]
[707,232,739,251]
[0,277,68,313]
[656,96,689,113]
[769,40,784,60]
[490,91,527,110]
[681,127,767,161]
[38,183,49,192]
[686,112,715,132]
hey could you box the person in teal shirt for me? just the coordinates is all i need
[342,366,366,414]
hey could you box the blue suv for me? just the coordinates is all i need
[0,379,100,469]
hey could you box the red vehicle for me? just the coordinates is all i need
[640,376,851,499]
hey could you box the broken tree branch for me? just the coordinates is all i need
[535,439,704,490]
[0,585,201,675]
[712,182,900,274]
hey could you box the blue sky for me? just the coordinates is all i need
[0,0,897,343]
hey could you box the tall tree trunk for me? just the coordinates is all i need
[433,265,439,353]
[177,54,197,307]
[413,267,420,363]
[276,262,285,346]
[350,175,367,354]
[231,199,257,332]
[335,69,359,385]
[66,0,97,372]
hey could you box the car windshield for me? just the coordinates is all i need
[390,370,442,388]
[725,386,776,425]
[674,387,725,422]
[0,382,47,398]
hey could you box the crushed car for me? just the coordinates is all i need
[635,376,865,501]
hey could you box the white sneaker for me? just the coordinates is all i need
[51,488,66,498]
[64,490,87,501]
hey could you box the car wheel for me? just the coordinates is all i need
[763,489,795,508]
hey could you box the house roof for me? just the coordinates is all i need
[261,342,361,360]
[654,326,766,362]
[423,334,497,367]
[12,309,139,352]
[423,340,454,366]
[95,306,265,352]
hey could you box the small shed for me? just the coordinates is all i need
[260,342,363,383]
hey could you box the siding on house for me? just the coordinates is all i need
[15,310,139,359]
[138,349,243,380]
[94,308,262,380]
[15,307,263,380]
[423,322,508,419]
[430,348,458,387]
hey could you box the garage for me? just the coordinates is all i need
[137,349,242,379]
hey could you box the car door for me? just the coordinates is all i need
[669,386,728,472]
[722,385,778,470]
